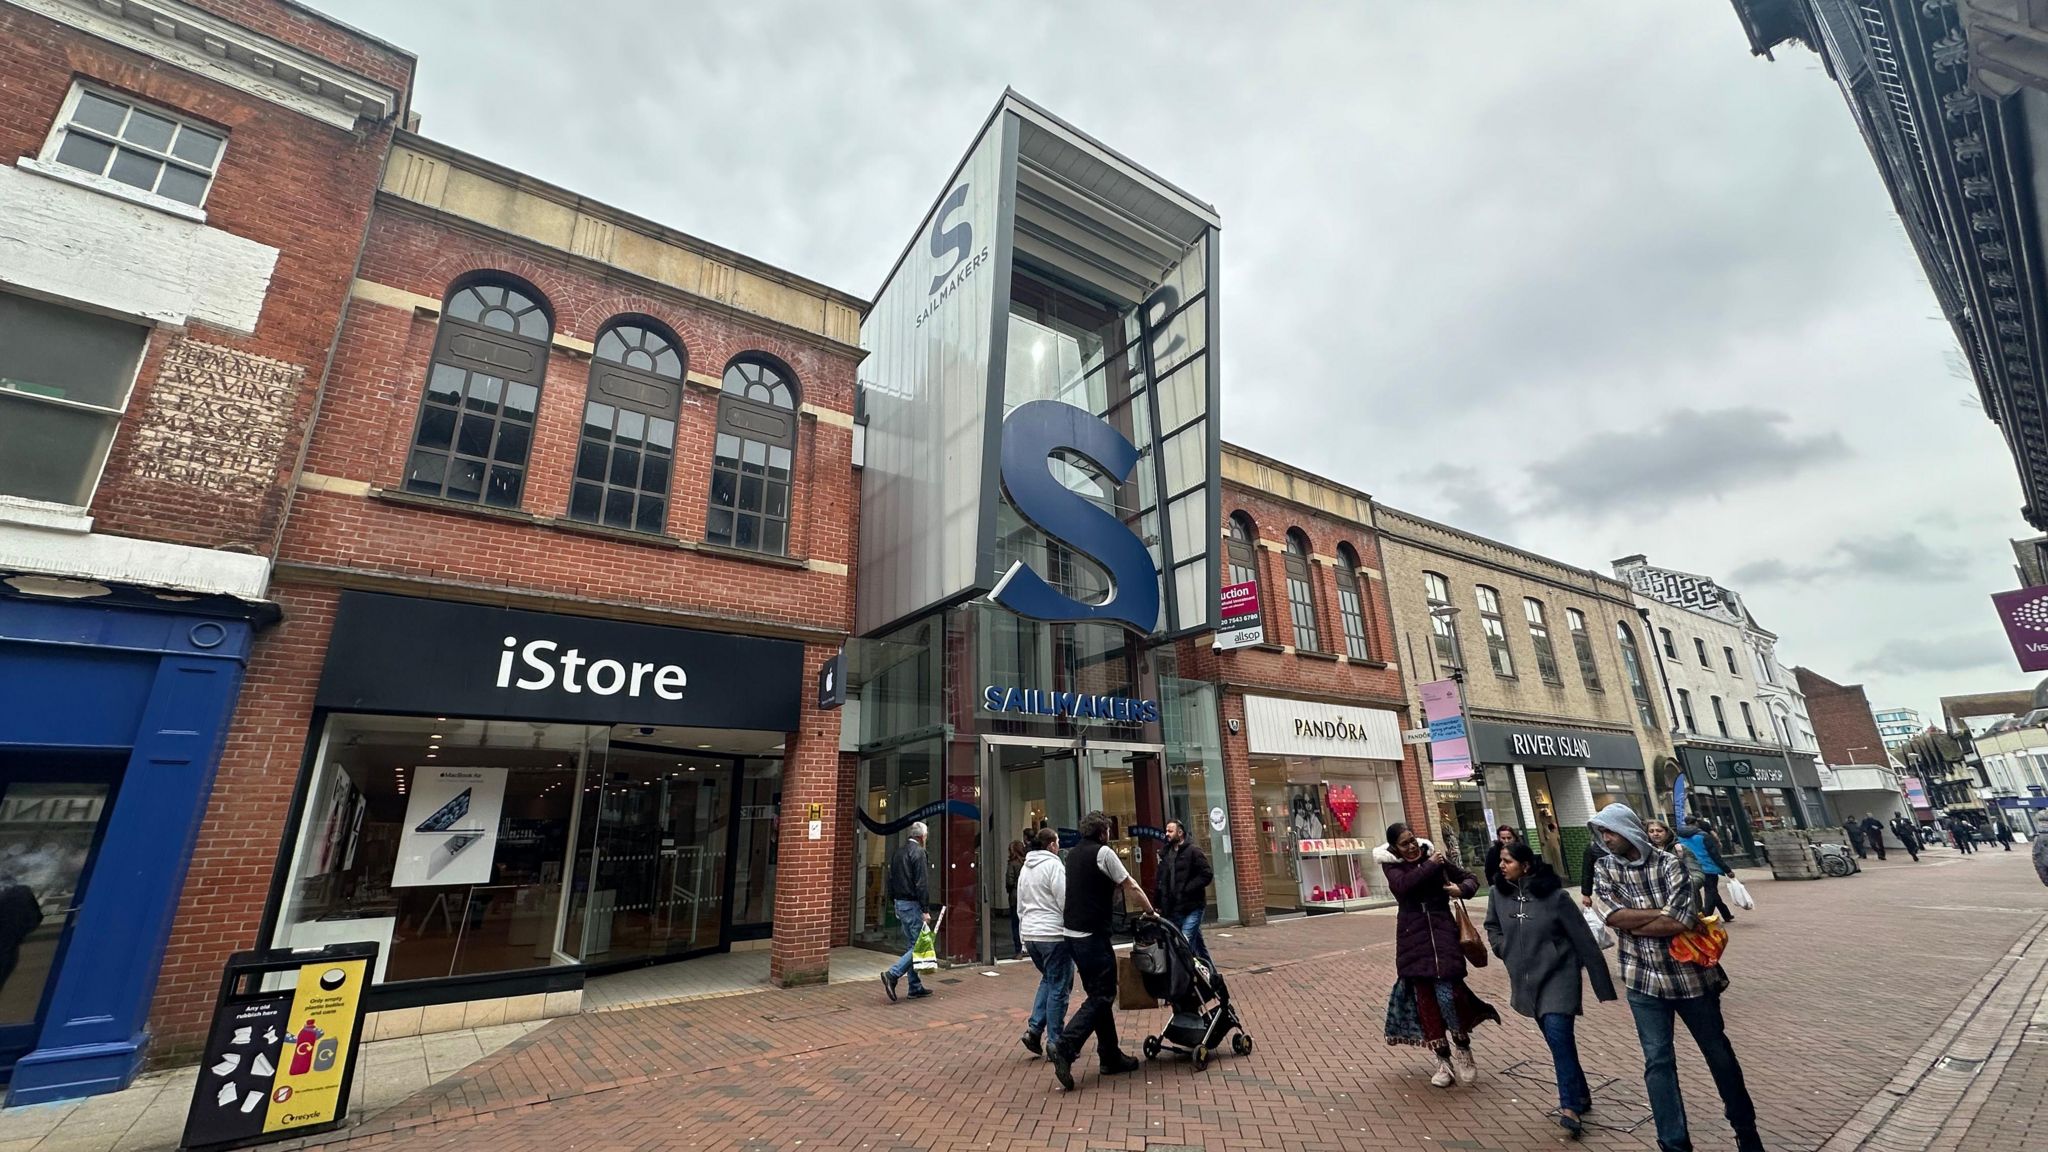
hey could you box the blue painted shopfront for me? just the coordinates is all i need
[0,595,253,1106]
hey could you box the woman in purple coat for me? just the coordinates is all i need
[1376,821,1501,1088]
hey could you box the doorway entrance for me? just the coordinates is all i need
[1,751,123,1080]
[980,738,1163,962]
[1525,772,1567,873]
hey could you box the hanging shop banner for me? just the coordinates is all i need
[1991,586,2048,672]
[181,943,375,1151]
[1902,776,1929,808]
[1421,679,1471,781]
[1215,580,1264,650]
[391,767,507,888]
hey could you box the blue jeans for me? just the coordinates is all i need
[1538,1013,1592,1113]
[1023,939,1073,1048]
[1177,909,1212,964]
[884,899,926,993]
[1627,989,1761,1152]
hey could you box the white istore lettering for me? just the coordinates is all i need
[496,636,687,700]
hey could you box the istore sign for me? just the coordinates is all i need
[318,592,803,731]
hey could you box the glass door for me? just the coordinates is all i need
[1,752,122,1077]
[572,742,733,968]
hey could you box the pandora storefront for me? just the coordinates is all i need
[1241,695,1407,915]
[265,592,803,1008]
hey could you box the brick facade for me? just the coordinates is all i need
[1794,667,1888,768]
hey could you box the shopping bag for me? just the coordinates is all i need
[1669,912,1729,967]
[1725,876,1756,911]
[1582,905,1616,949]
[1453,901,1488,968]
[1117,952,1160,1011]
[911,906,945,972]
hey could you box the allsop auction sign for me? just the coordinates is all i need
[181,944,376,1151]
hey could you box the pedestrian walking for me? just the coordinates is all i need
[1005,837,1029,959]
[1579,837,1608,908]
[2032,829,2048,886]
[1842,819,1867,860]
[1483,825,1521,889]
[1952,819,1975,854]
[1995,821,2016,852]
[1015,828,1072,1060]
[1860,815,1888,861]
[1376,822,1500,1088]
[1153,819,1214,965]
[1049,810,1157,1091]
[880,821,934,1003]
[1591,804,1764,1152]
[1890,815,1920,862]
[1485,840,1616,1138]
[1675,821,1735,923]
[1646,820,1704,901]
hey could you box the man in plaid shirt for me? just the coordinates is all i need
[1592,804,1762,1152]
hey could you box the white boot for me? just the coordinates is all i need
[1451,1043,1477,1085]
[1430,1054,1455,1088]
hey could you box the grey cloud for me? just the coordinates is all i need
[1855,634,2010,677]
[1732,534,1968,586]
[1523,408,1849,518]
[1405,465,1517,540]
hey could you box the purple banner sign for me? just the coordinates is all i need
[1992,586,2048,672]
[1421,678,1471,781]
[1902,776,1929,809]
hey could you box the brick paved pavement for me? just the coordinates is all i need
[289,848,2044,1152]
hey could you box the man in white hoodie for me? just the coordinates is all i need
[1015,827,1072,1058]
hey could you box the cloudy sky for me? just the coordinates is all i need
[323,0,2035,720]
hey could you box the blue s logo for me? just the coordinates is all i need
[990,400,1160,633]
[928,183,972,295]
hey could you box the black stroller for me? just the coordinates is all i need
[1131,915,1251,1071]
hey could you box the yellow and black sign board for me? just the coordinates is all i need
[807,802,824,822]
[180,942,376,1151]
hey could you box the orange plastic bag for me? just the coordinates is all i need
[1669,914,1729,967]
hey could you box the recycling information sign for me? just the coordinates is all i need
[181,942,376,1151]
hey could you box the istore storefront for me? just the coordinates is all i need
[1241,696,1407,914]
[266,592,802,1009]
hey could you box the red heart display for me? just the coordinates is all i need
[1327,785,1359,833]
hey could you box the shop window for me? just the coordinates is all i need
[572,319,683,533]
[1334,543,1371,660]
[1723,646,1740,676]
[1710,694,1729,737]
[404,277,552,508]
[1659,628,1677,658]
[1425,571,1462,672]
[1588,768,1651,819]
[1741,701,1759,741]
[1283,530,1320,652]
[1676,688,1698,734]
[1226,512,1259,587]
[43,83,226,209]
[1567,608,1601,691]
[1524,598,1561,685]
[707,356,797,555]
[0,290,148,507]
[1617,623,1657,728]
[1694,637,1711,667]
[1475,585,1513,677]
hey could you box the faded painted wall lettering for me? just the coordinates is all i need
[130,340,303,501]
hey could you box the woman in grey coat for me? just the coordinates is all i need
[1485,840,1617,1139]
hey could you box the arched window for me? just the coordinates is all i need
[572,319,683,533]
[1617,622,1657,729]
[707,356,797,554]
[1334,543,1370,660]
[1283,530,1320,652]
[404,277,552,507]
[1226,512,1259,587]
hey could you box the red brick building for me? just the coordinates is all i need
[0,0,413,1104]
[1176,446,1423,924]
[1792,667,1888,771]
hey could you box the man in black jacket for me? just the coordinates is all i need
[1153,821,1214,964]
[1860,815,1889,862]
[880,821,933,1002]
[1890,815,1921,862]
[1051,811,1157,1091]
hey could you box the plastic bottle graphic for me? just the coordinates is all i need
[289,1020,322,1076]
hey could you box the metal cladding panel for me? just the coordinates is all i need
[855,113,1017,636]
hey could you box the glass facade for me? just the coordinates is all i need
[274,714,782,984]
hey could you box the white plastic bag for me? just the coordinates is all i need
[1582,905,1616,949]
[1725,877,1755,911]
